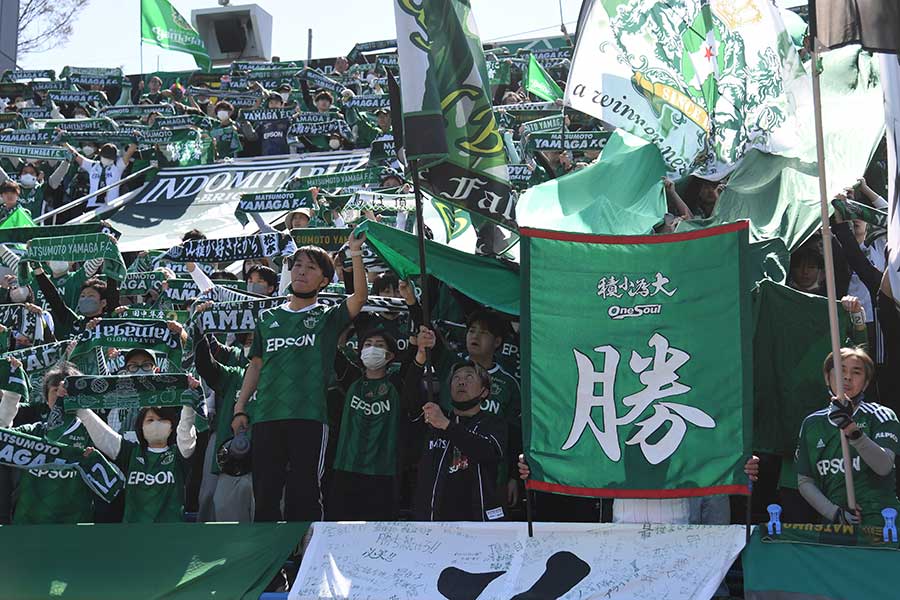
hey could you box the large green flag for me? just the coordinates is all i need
[517,130,667,235]
[524,54,563,102]
[521,222,752,497]
[141,0,211,72]
[0,206,35,229]
[393,0,514,229]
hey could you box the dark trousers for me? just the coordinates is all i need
[328,470,397,521]
[252,419,328,522]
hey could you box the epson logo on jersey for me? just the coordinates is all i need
[266,335,316,352]
[263,131,283,140]
[875,431,899,443]
[607,304,662,320]
[29,468,77,479]
[350,396,391,416]
[816,456,861,476]
[480,399,500,414]
[128,471,176,486]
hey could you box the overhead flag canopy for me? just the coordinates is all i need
[140,0,212,72]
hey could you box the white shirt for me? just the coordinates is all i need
[80,157,126,209]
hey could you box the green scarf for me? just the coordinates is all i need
[0,130,57,144]
[832,198,887,228]
[63,374,200,413]
[19,107,53,119]
[160,232,295,264]
[164,279,247,305]
[294,112,338,123]
[99,104,175,119]
[0,357,28,401]
[347,39,397,63]
[287,167,385,191]
[119,307,189,323]
[22,234,126,282]
[195,297,286,334]
[521,114,565,135]
[121,271,166,296]
[46,90,109,106]
[68,74,124,88]
[343,95,392,111]
[239,108,297,123]
[524,130,611,153]
[300,70,348,95]
[291,227,352,252]
[0,222,117,245]
[0,144,68,161]
[4,68,55,81]
[235,190,313,226]
[4,339,71,404]
[73,319,184,372]
[0,303,42,340]
[152,114,214,130]
[40,117,119,132]
[345,190,415,212]
[0,427,125,503]
[288,120,352,138]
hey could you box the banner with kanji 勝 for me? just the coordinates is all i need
[521,222,752,498]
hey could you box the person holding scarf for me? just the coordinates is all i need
[231,232,368,522]
[64,142,138,212]
[0,360,95,524]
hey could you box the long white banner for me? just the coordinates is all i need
[289,522,746,600]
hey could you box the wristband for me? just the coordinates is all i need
[850,311,865,327]
[348,250,363,257]
[232,412,250,422]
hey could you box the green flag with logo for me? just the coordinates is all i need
[141,0,211,72]
[393,0,515,229]
[521,222,752,497]
[524,54,563,102]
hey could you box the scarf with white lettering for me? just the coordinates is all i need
[235,190,314,226]
[160,232,295,264]
[3,339,71,404]
[22,234,126,282]
[287,167,386,192]
[300,70,348,95]
[71,319,184,372]
[0,427,125,502]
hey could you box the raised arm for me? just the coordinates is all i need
[345,232,368,319]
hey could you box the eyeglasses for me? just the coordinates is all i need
[125,362,155,374]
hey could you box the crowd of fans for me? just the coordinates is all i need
[0,35,897,572]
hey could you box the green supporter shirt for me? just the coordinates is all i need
[249,301,351,425]
[210,122,243,159]
[333,375,401,477]
[116,440,187,523]
[796,400,900,524]
[211,362,250,475]
[18,186,44,218]
[12,410,94,524]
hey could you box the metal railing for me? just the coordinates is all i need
[35,165,156,224]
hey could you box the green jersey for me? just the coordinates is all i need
[18,186,44,218]
[117,440,186,523]
[796,400,900,524]
[333,376,401,476]
[250,302,351,424]
[210,123,243,159]
[211,362,251,475]
[13,409,93,524]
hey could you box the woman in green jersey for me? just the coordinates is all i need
[75,388,199,523]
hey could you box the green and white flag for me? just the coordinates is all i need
[566,0,808,177]
[524,54,563,102]
[140,0,211,72]
[521,221,752,497]
[393,0,515,229]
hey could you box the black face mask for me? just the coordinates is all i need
[290,283,319,299]
[451,390,486,412]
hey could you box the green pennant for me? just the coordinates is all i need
[524,54,563,102]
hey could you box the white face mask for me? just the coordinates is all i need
[74,113,88,119]
[100,157,114,167]
[82,145,96,156]
[217,110,230,122]
[142,420,172,446]
[18,174,36,188]
[328,138,342,150]
[48,261,69,278]
[280,92,291,103]
[360,346,390,370]
[9,286,28,303]
[15,101,26,109]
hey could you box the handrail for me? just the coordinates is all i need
[35,165,156,224]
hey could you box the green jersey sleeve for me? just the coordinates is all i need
[868,406,900,454]
[795,414,815,478]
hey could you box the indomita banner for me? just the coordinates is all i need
[521,221,752,497]
[82,151,370,252]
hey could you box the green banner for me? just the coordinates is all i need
[521,222,752,497]
[292,227,351,252]
[63,374,199,412]
[140,0,211,71]
[23,234,126,282]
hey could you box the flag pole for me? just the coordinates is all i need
[808,0,856,510]
[409,159,436,404]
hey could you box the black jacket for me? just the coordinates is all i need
[404,362,506,521]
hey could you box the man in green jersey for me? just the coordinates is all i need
[232,233,368,522]
[0,361,95,524]
[796,347,900,525]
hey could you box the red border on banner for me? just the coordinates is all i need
[519,220,748,245]
[526,480,750,498]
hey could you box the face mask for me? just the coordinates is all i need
[48,261,69,278]
[142,421,172,445]
[280,92,291,103]
[217,110,230,122]
[18,174,36,188]
[329,138,342,150]
[15,101,26,109]
[78,295,101,316]
[74,113,88,119]
[361,346,389,370]
[451,395,484,411]
[290,282,319,299]
[82,145,95,156]
[100,157,114,167]
[9,287,29,303]
[246,281,269,295]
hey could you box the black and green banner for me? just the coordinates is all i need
[63,374,200,412]
[160,232,294,263]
